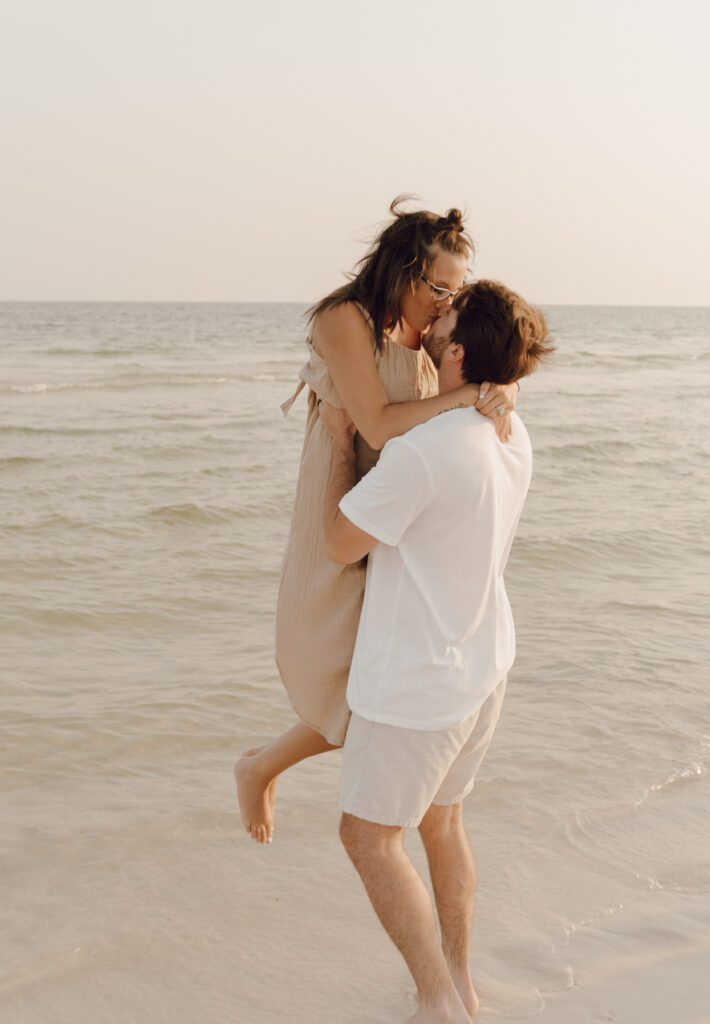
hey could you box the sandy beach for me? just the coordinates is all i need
[534,891,710,1024]
[5,752,710,1023]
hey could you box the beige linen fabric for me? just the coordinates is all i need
[340,678,507,828]
[276,307,438,745]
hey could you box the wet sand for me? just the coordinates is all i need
[533,891,710,1024]
[5,755,710,1024]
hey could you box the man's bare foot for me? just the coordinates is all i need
[404,991,473,1023]
[448,965,479,1017]
[234,747,278,844]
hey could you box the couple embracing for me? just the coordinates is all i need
[237,198,553,1023]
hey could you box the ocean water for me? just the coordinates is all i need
[1,302,709,1023]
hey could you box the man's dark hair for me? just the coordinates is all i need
[451,280,555,384]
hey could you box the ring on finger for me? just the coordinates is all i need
[496,404,505,415]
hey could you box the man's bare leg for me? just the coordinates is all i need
[419,802,479,1016]
[340,813,471,1024]
[235,722,338,844]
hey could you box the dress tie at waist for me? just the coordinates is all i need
[280,379,306,417]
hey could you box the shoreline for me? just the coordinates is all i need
[531,889,710,1023]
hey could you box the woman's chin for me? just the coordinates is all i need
[422,315,437,334]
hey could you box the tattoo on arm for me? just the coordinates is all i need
[437,403,467,417]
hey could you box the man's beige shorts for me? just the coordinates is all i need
[340,678,506,829]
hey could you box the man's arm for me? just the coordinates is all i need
[319,402,379,565]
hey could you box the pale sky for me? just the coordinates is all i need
[2,0,708,305]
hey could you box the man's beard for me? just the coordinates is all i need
[422,334,447,369]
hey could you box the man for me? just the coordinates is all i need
[318,280,554,1024]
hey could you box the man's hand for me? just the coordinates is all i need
[319,398,377,564]
[318,399,356,455]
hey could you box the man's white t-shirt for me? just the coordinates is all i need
[339,408,532,731]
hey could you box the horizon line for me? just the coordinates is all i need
[1,299,709,310]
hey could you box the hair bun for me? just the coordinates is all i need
[442,208,464,229]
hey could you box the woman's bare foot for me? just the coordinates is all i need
[234,747,278,844]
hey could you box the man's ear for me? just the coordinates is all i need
[444,342,465,366]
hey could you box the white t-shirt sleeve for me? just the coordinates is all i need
[339,437,434,546]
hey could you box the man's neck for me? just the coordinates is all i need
[436,366,467,395]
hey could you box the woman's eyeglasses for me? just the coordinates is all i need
[420,275,461,303]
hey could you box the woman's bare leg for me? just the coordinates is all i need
[239,745,279,838]
[235,722,339,844]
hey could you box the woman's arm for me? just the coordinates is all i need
[318,402,377,565]
[313,303,516,450]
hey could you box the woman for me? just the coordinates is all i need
[236,199,519,843]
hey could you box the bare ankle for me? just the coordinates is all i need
[445,962,478,1017]
[237,750,270,786]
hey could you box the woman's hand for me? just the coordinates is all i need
[475,382,518,443]
[476,381,518,416]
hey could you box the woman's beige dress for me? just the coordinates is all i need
[277,307,438,745]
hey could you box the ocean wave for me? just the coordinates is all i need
[1,375,229,394]
[0,424,135,436]
[4,513,88,532]
[563,753,709,845]
[574,348,700,366]
[633,759,708,810]
[511,532,672,568]
[535,438,630,458]
[148,503,236,525]
[0,456,44,468]
[22,606,191,632]
[46,347,138,357]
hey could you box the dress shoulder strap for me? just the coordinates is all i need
[351,302,377,350]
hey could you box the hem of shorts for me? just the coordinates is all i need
[340,801,423,830]
[431,780,476,808]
